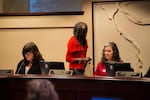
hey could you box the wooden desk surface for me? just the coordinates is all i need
[0,75,150,100]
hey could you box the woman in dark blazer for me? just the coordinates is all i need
[15,42,44,74]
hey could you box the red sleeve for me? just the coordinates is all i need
[66,37,78,63]
[66,36,88,63]
[66,50,76,63]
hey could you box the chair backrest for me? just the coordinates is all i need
[46,62,65,70]
[40,61,65,75]
[0,69,14,75]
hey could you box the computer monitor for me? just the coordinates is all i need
[105,62,133,76]
[92,97,122,100]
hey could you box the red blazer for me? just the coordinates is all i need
[94,62,106,76]
[66,36,88,70]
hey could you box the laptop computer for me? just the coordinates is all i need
[105,62,133,76]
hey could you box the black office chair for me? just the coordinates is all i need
[47,62,73,75]
[40,61,65,75]
[46,62,65,70]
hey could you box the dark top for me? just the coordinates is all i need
[15,60,41,74]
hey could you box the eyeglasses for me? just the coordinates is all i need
[25,52,33,56]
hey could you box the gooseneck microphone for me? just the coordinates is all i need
[16,61,25,74]
[39,59,49,75]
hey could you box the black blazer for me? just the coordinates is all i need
[15,60,41,74]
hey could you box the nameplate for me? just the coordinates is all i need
[49,70,73,76]
[0,69,14,75]
[115,71,142,78]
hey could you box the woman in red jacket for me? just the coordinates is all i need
[66,22,91,75]
[94,42,122,76]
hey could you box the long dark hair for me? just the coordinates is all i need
[101,42,121,63]
[74,22,88,47]
[22,42,43,64]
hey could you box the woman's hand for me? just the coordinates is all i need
[76,57,91,63]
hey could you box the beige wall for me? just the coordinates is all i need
[0,0,150,76]
[93,1,150,74]
[0,0,93,76]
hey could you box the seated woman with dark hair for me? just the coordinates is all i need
[94,42,122,76]
[15,42,44,74]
